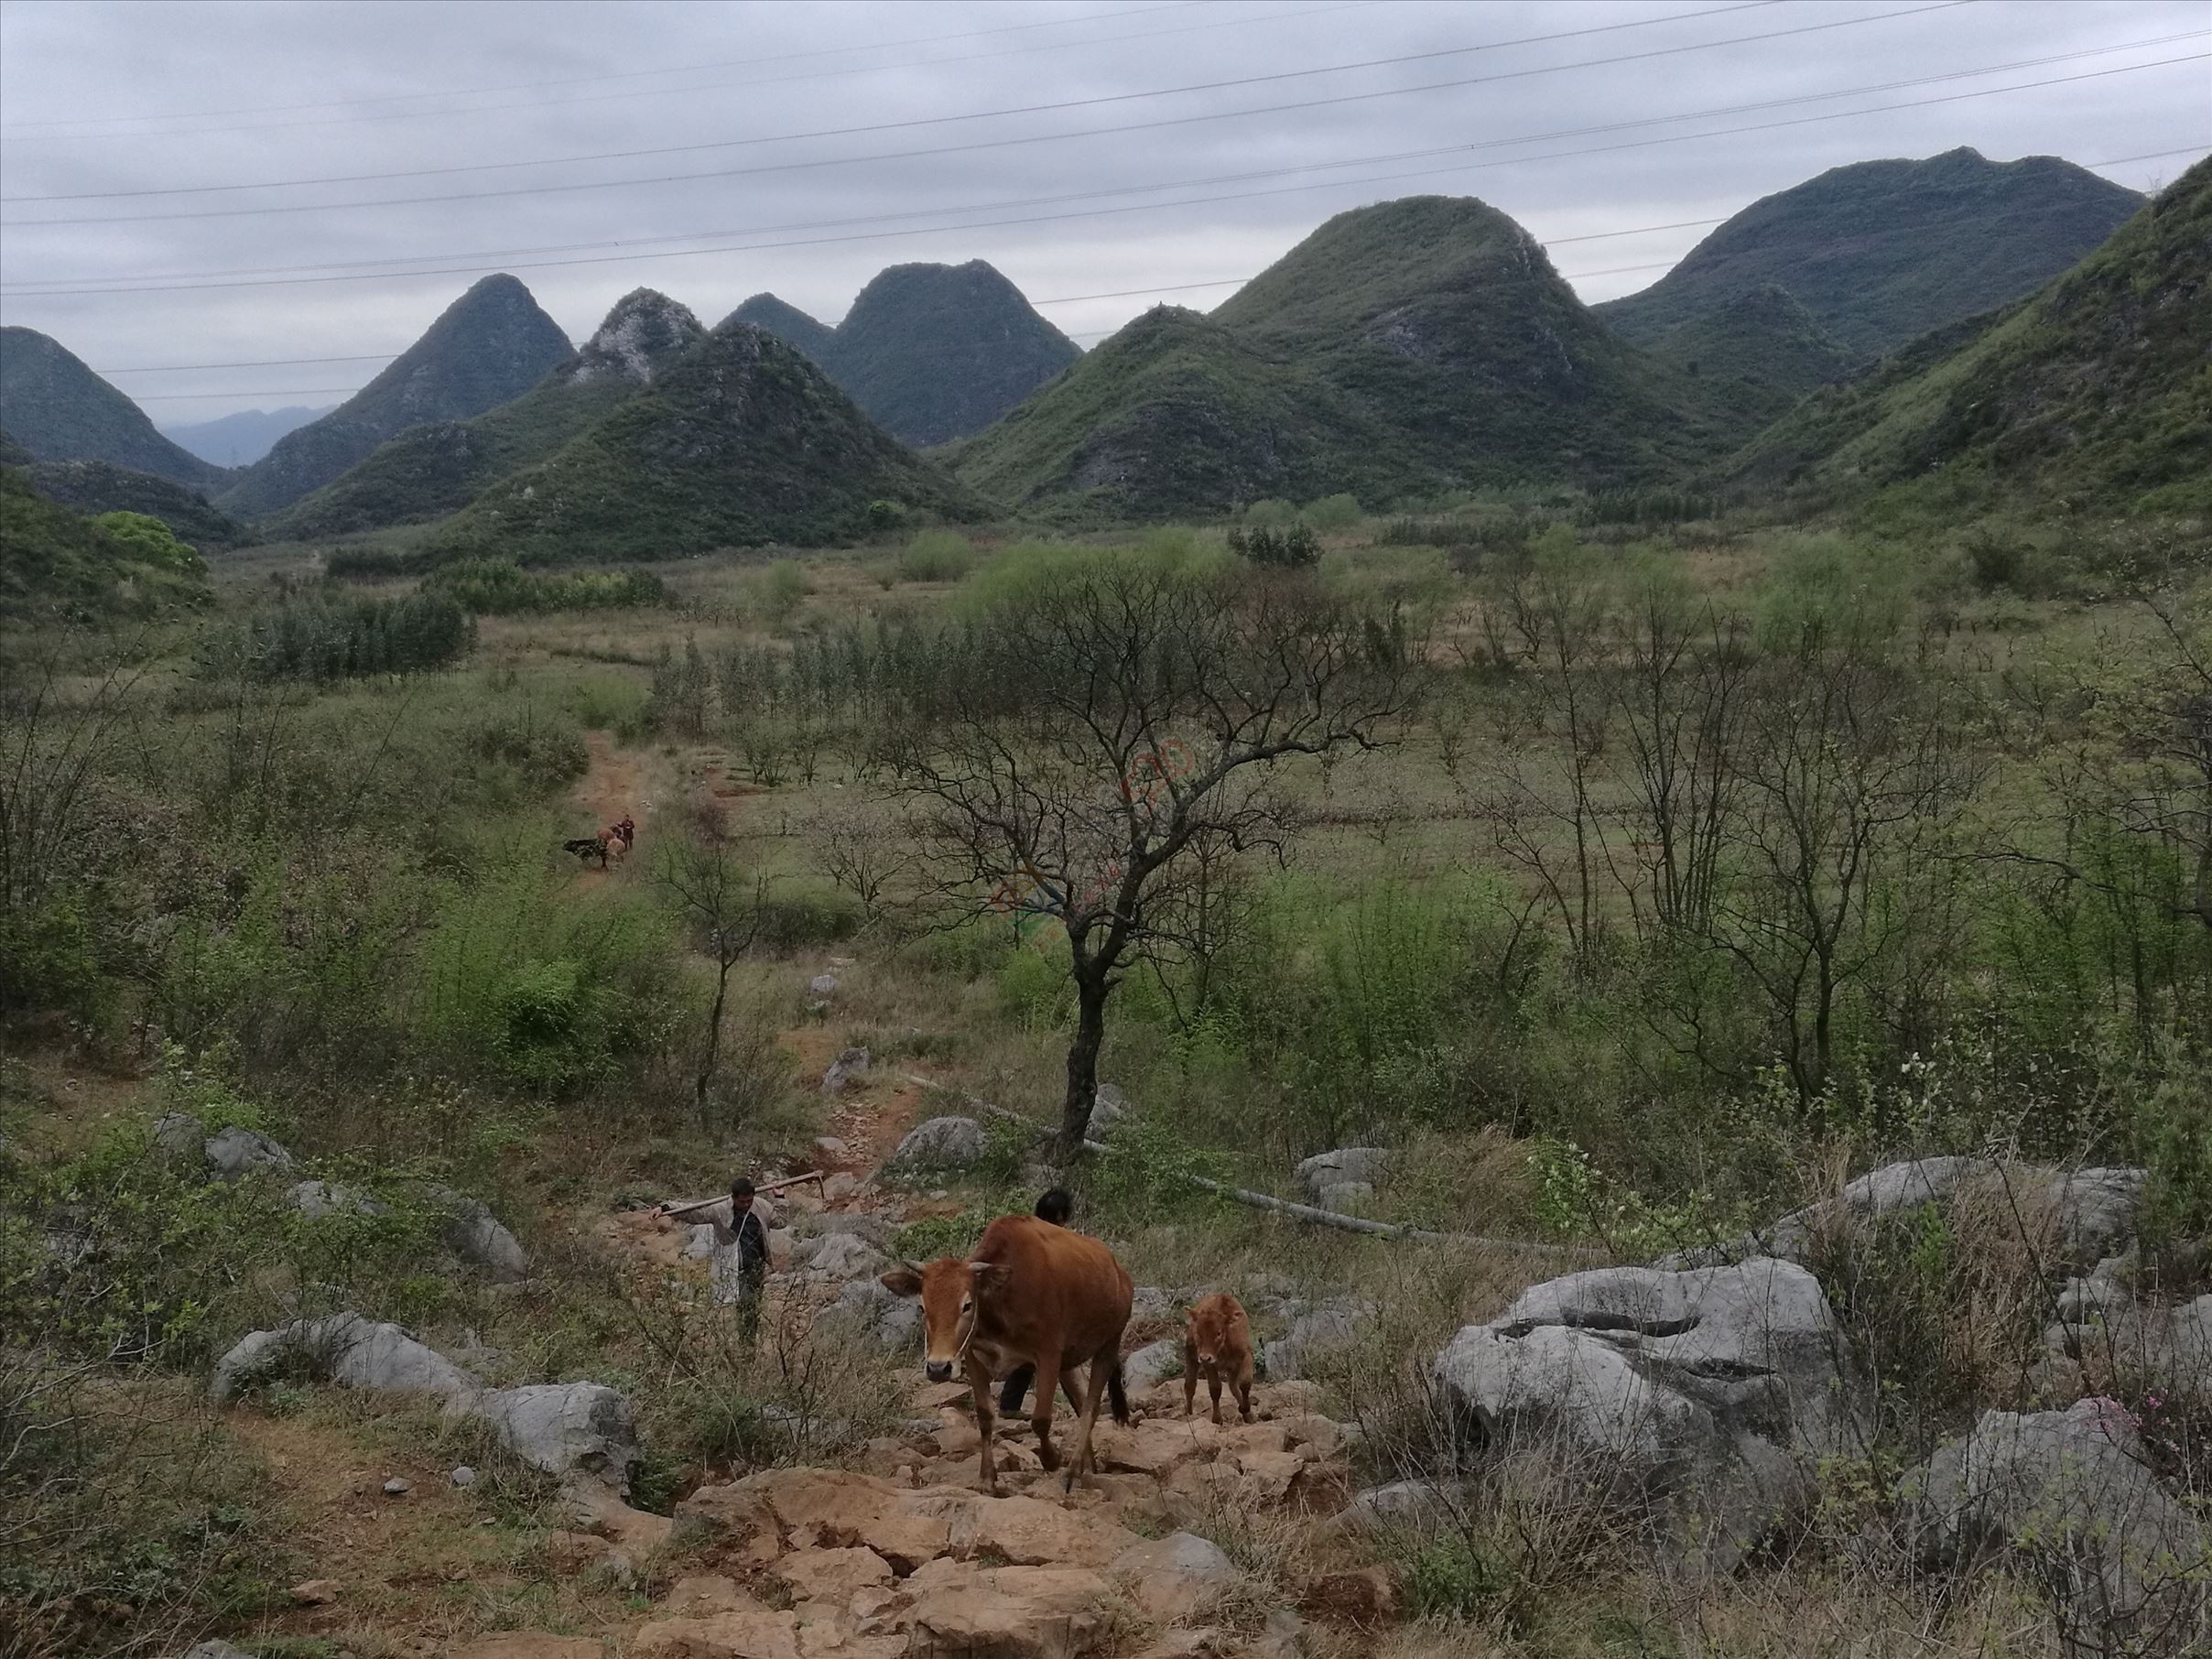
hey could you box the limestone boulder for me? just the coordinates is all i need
[886,1115,986,1173]
[210,1312,476,1404]
[474,1382,638,1488]
[1259,1299,1371,1382]
[1122,1339,1183,1393]
[1898,1397,2208,1654]
[1434,1257,1866,1567]
[204,1124,296,1180]
[800,1231,891,1282]
[426,1186,530,1282]
[819,1276,922,1353]
[1295,1147,1390,1198]
[1109,1531,1242,1623]
[822,1046,872,1096]
[285,1180,386,1220]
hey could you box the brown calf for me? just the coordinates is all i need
[880,1214,1133,1494]
[1183,1292,1254,1425]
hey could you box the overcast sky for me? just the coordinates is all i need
[1,0,2205,422]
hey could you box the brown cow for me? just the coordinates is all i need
[880,1214,1133,1494]
[1183,1292,1255,1425]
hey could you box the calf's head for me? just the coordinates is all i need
[881,1257,1009,1383]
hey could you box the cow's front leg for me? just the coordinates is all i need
[1028,1351,1064,1472]
[1183,1342,1198,1418]
[967,1365,1000,1495]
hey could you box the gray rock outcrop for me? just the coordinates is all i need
[1260,1298,1372,1382]
[887,1115,987,1173]
[204,1124,296,1180]
[1122,1339,1184,1393]
[821,1046,871,1095]
[1296,1147,1390,1198]
[1897,1397,2208,1653]
[211,1312,477,1404]
[1434,1257,1867,1568]
[473,1382,638,1488]
[208,1312,636,1488]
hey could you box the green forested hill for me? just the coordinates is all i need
[1642,285,1856,442]
[21,459,252,550]
[260,289,704,539]
[1725,157,2211,514]
[220,274,575,520]
[955,195,1712,519]
[722,262,1079,445]
[430,320,983,562]
[0,328,232,491]
[1599,148,2142,360]
[1,464,211,621]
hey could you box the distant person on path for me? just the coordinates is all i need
[996,1187,1078,1415]
[712,1176,772,1344]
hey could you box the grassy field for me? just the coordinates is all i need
[5,493,2209,1656]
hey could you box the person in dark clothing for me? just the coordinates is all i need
[713,1176,772,1344]
[996,1188,1079,1414]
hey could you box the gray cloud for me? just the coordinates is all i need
[2,0,2204,421]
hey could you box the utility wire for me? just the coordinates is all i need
[13,50,2201,303]
[19,22,2169,287]
[0,1,1210,132]
[5,3,1968,227]
[4,2,1778,202]
[0,5,1387,144]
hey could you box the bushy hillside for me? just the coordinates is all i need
[1726,157,2211,514]
[21,458,252,550]
[1,464,210,621]
[957,195,1711,518]
[1600,148,2142,360]
[1643,284,1856,441]
[220,275,574,520]
[0,327,231,490]
[726,292,841,364]
[262,289,704,540]
[160,404,331,467]
[430,320,982,562]
[724,262,1079,445]
[947,307,1378,518]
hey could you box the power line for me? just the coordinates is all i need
[4,3,1779,203]
[127,387,368,402]
[87,214,1755,374]
[1,4,1382,144]
[12,49,2200,302]
[0,2,1201,132]
[5,3,1968,227]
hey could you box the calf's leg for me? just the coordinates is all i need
[1235,1357,1255,1423]
[1208,1370,1224,1425]
[1182,1340,1198,1418]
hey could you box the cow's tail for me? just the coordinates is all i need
[1107,1356,1130,1426]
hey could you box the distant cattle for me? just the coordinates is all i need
[881,1214,1132,1493]
[1183,1292,1254,1425]
[563,835,611,868]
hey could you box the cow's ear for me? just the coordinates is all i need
[880,1266,923,1298]
[970,1261,1011,1296]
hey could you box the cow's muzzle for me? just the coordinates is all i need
[925,1360,953,1383]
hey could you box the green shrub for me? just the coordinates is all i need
[91,510,206,576]
[209,591,475,682]
[898,530,978,583]
[1241,499,1297,527]
[426,558,667,614]
[1303,493,1362,531]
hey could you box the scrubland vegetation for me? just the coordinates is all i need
[4,473,2208,1656]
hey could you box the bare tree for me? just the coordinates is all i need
[1711,617,1981,1099]
[808,801,915,927]
[655,813,769,1127]
[872,558,1415,1156]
